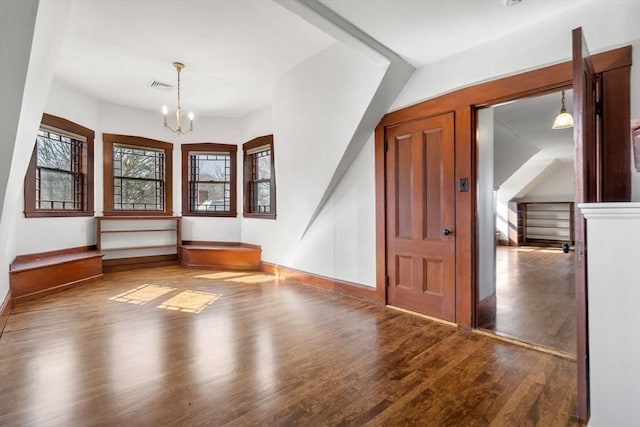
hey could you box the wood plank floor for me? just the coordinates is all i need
[0,265,583,426]
[479,246,576,355]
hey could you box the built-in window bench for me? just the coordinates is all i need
[9,247,103,304]
[180,241,261,271]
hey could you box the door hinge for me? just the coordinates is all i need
[596,100,603,116]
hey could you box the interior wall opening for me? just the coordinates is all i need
[476,88,576,357]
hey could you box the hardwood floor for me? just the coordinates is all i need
[480,247,576,356]
[0,265,582,426]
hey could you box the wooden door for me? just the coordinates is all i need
[385,113,456,321]
[573,26,596,421]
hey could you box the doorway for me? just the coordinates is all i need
[477,89,576,358]
[476,90,577,356]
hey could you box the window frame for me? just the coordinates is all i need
[181,143,237,217]
[243,135,276,219]
[24,113,95,218]
[103,134,173,216]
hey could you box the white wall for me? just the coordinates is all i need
[631,38,640,201]
[241,43,385,286]
[582,203,640,427]
[477,109,496,301]
[0,1,70,299]
[15,78,98,255]
[493,119,540,188]
[241,105,273,141]
[0,0,39,294]
[522,161,574,202]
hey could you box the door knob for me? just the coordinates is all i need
[443,228,454,236]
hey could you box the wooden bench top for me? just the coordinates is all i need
[11,250,103,274]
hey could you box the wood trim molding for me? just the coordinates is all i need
[381,45,631,128]
[455,106,475,328]
[243,135,276,219]
[374,125,387,306]
[260,261,377,305]
[0,289,12,338]
[24,113,95,218]
[601,66,631,201]
[180,143,238,217]
[633,120,640,172]
[477,295,497,325]
[102,134,173,216]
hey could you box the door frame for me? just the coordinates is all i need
[374,44,631,421]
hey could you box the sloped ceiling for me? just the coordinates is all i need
[54,0,592,118]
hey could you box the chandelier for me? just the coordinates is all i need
[162,62,194,135]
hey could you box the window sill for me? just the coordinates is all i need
[102,211,172,217]
[182,212,238,218]
[24,210,95,218]
[243,212,276,220]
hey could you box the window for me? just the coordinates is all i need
[181,143,237,217]
[243,135,276,219]
[103,134,173,216]
[24,113,94,217]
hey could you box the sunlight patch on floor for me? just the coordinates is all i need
[157,290,220,314]
[109,284,176,305]
[227,274,275,284]
[538,249,563,254]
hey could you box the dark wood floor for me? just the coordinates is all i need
[480,246,576,355]
[0,265,582,426]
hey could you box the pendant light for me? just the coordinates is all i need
[552,90,574,130]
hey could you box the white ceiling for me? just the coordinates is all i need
[55,0,336,118]
[320,0,592,67]
[54,0,590,118]
[494,89,575,161]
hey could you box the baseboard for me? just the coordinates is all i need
[102,255,178,273]
[477,295,497,325]
[0,289,12,338]
[12,275,102,305]
[260,262,377,304]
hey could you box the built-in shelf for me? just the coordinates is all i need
[510,202,574,246]
[100,228,178,234]
[100,244,178,251]
[96,216,181,271]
